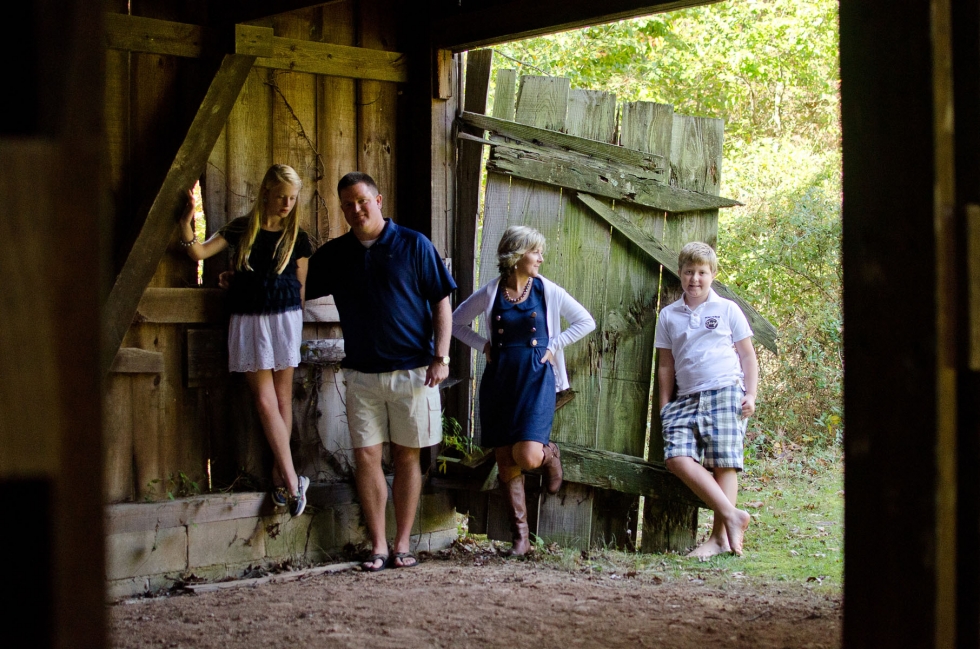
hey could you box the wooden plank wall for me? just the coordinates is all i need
[103,1,402,502]
[105,1,209,502]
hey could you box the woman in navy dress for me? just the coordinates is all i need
[452,226,595,555]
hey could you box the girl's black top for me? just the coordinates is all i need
[218,216,312,315]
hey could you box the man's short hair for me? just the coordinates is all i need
[678,241,719,274]
[337,171,379,196]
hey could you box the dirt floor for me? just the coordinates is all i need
[110,541,841,649]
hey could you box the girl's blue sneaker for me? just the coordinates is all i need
[271,486,289,508]
[290,476,310,517]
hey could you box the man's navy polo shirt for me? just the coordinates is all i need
[306,219,456,373]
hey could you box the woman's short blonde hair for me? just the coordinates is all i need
[677,241,718,274]
[497,225,546,276]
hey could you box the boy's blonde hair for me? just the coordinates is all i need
[677,241,718,274]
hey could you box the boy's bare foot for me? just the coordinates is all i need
[724,509,751,555]
[686,536,730,559]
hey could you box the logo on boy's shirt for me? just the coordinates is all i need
[705,316,720,330]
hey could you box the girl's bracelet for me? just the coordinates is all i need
[179,237,198,247]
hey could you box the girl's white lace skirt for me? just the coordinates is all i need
[227,309,302,372]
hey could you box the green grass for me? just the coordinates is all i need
[733,450,843,590]
[475,449,844,595]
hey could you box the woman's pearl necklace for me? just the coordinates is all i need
[504,277,532,303]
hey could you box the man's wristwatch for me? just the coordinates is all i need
[434,355,451,366]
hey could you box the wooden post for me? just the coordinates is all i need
[953,2,980,644]
[451,48,493,440]
[841,1,957,646]
[0,1,104,645]
[271,8,320,236]
[318,1,359,243]
[357,0,398,218]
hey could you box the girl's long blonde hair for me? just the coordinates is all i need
[234,164,303,275]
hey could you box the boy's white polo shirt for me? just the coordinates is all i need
[655,289,753,397]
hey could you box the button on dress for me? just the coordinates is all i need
[479,278,556,447]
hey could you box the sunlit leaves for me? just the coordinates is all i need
[495,0,839,149]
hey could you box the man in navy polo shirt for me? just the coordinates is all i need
[306,171,456,571]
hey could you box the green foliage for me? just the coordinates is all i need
[492,0,842,452]
[722,141,842,450]
[438,413,483,473]
[495,0,839,149]
[145,471,202,501]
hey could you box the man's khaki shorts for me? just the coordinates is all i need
[344,367,443,449]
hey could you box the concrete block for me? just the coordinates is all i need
[385,491,456,535]
[105,526,187,580]
[416,492,457,533]
[265,510,336,562]
[188,516,266,568]
[411,527,457,553]
[106,573,177,601]
[333,502,366,546]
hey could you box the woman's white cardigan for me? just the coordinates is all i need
[451,275,596,392]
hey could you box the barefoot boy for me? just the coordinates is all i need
[655,242,759,557]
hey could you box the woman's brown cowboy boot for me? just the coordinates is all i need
[540,441,563,494]
[503,474,531,556]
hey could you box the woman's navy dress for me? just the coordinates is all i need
[479,278,556,447]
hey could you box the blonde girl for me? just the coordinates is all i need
[179,164,313,516]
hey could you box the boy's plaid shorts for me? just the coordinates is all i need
[660,384,746,470]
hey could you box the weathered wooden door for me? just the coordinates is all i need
[460,68,764,552]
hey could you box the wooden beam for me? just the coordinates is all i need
[183,562,360,593]
[254,34,408,82]
[483,137,738,213]
[105,12,206,58]
[133,289,340,324]
[430,0,726,51]
[109,348,164,374]
[461,110,666,173]
[438,441,702,507]
[577,192,779,354]
[207,0,345,27]
[105,14,407,82]
[135,288,224,323]
[560,442,702,507]
[234,24,274,57]
[101,53,256,379]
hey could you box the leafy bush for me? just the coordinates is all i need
[722,140,842,451]
[492,0,842,453]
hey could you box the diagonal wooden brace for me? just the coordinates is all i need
[577,191,779,354]
[101,53,255,379]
